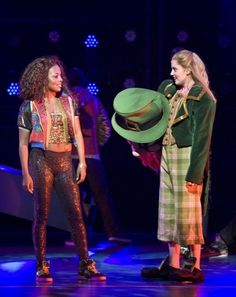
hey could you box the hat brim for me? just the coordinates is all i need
[111,94,169,143]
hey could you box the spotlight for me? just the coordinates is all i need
[87,83,99,95]
[123,77,136,88]
[176,30,189,43]
[48,31,61,43]
[84,35,99,48]
[125,30,137,42]
[7,82,20,96]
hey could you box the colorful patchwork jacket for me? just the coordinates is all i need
[17,94,78,149]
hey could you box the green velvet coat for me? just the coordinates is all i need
[158,79,216,219]
[158,79,216,186]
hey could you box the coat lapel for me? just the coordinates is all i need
[164,82,206,125]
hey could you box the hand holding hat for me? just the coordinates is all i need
[111,88,170,143]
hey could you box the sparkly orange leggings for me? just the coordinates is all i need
[29,148,88,263]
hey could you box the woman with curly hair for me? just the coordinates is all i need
[17,55,106,282]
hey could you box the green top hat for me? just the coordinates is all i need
[111,88,170,143]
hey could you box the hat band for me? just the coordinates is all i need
[116,111,163,132]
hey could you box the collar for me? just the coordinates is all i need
[164,81,205,101]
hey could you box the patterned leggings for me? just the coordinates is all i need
[29,148,88,263]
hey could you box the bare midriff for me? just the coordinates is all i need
[46,143,72,152]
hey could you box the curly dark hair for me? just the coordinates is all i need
[19,55,71,101]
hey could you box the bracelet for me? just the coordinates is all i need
[79,163,87,169]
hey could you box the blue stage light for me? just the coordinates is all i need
[48,31,61,43]
[84,34,99,48]
[123,77,136,88]
[125,30,137,42]
[87,83,99,95]
[7,82,20,96]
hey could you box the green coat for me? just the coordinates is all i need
[158,79,216,185]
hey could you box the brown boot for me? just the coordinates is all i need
[79,259,106,281]
[36,261,53,283]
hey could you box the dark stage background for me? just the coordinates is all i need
[0,0,235,242]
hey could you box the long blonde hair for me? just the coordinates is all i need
[171,50,216,102]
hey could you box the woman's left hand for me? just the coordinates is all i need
[186,182,199,193]
[76,164,87,184]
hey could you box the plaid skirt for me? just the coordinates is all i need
[158,144,204,245]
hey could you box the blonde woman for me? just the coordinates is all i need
[142,49,216,282]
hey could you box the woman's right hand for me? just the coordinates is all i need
[22,174,34,194]
[76,163,87,184]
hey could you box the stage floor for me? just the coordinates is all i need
[0,234,236,297]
